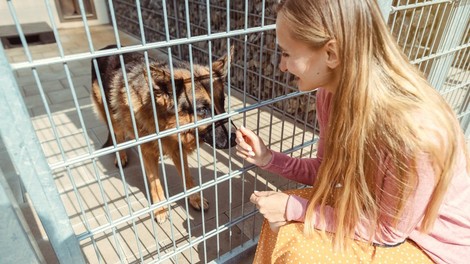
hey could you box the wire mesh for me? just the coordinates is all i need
[1,0,469,263]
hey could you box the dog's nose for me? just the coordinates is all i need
[230,132,236,147]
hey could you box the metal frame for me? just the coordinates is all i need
[1,0,469,263]
[53,0,98,22]
[0,40,85,263]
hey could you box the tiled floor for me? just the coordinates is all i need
[3,25,316,263]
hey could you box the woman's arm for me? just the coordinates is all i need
[260,141,323,185]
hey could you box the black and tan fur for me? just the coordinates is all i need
[91,45,235,223]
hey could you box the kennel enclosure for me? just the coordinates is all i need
[1,0,470,263]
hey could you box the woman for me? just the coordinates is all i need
[235,0,470,263]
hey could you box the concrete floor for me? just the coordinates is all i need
[2,25,316,263]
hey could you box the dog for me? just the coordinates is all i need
[91,45,236,223]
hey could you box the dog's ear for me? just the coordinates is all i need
[212,45,234,79]
[149,65,184,97]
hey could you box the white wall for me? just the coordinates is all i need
[0,0,109,29]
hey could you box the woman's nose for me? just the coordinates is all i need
[279,57,287,72]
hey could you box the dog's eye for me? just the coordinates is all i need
[196,106,210,117]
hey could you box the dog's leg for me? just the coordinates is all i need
[142,144,168,223]
[113,128,128,167]
[171,151,209,211]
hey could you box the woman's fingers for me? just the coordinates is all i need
[250,191,259,204]
[235,129,253,151]
[249,191,275,210]
[235,126,257,159]
[236,151,250,161]
[239,125,258,140]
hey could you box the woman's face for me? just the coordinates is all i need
[276,13,336,93]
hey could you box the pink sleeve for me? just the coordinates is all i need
[286,194,309,222]
[260,151,322,185]
[260,88,330,186]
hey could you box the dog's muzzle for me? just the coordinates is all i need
[199,118,237,149]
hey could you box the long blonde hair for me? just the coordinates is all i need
[277,0,468,250]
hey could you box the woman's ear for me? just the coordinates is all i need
[324,40,340,69]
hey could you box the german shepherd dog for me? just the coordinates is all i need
[91,45,236,223]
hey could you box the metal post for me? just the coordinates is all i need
[378,0,394,22]
[0,44,86,264]
[427,0,470,90]
[0,168,44,264]
[424,0,470,135]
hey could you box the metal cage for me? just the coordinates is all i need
[1,0,469,263]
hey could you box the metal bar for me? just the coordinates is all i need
[106,0,123,48]
[116,54,146,263]
[103,1,149,257]
[241,0,251,244]
[134,0,164,259]
[411,42,470,64]
[132,0,168,255]
[135,0,147,44]
[0,43,86,264]
[43,2,105,260]
[427,1,470,90]
[421,3,449,74]
[150,210,260,264]
[411,4,435,61]
[91,59,126,264]
[109,3,149,257]
[209,236,259,264]
[393,0,412,47]
[110,9,149,257]
[391,0,454,13]
[161,2,179,262]
[261,31,281,231]
[114,0,277,26]
[403,7,420,58]
[442,81,470,95]
[136,66,161,264]
[172,0,182,59]
[225,0,237,256]
[187,2,208,262]
[203,0,222,260]
[48,84,310,177]
[77,0,95,52]
[184,1,205,262]
[10,25,276,70]
[6,0,33,62]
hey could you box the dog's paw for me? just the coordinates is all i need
[189,194,209,211]
[114,154,128,168]
[154,209,168,224]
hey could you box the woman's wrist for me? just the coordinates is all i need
[259,149,273,167]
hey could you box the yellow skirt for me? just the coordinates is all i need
[253,188,434,264]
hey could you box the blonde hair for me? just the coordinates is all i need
[277,0,468,250]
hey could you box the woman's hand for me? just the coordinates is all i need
[235,125,272,167]
[250,191,290,232]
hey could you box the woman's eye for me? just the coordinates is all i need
[281,51,289,57]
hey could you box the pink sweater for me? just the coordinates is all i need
[261,88,470,264]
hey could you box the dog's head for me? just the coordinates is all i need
[149,47,236,149]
